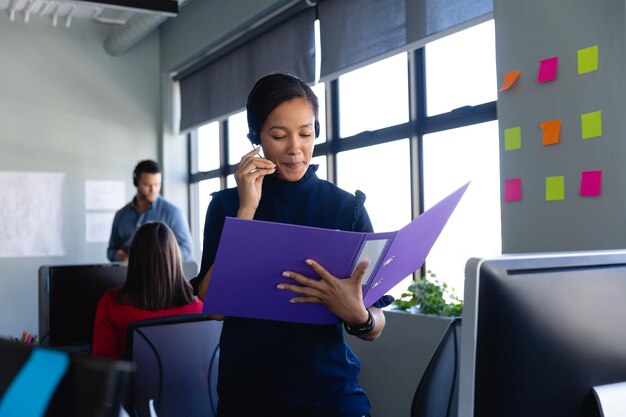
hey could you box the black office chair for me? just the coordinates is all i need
[0,338,134,417]
[411,317,462,417]
[124,314,222,417]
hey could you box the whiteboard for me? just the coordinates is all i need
[0,172,65,257]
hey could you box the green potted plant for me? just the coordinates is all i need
[392,270,463,317]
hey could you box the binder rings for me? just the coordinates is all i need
[203,182,469,324]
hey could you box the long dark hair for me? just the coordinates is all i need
[246,73,320,145]
[117,222,195,310]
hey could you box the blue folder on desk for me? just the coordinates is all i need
[203,182,469,324]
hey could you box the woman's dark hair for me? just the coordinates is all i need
[246,73,320,145]
[116,222,195,310]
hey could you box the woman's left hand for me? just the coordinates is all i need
[278,258,371,325]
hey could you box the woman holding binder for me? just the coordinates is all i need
[195,73,392,417]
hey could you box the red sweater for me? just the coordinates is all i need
[92,288,204,360]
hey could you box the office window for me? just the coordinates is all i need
[311,83,327,145]
[425,20,497,116]
[228,111,251,165]
[337,140,411,233]
[336,140,412,299]
[197,122,220,172]
[338,53,409,138]
[422,121,501,298]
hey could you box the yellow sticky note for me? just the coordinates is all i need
[546,176,565,201]
[578,45,598,74]
[504,127,522,151]
[499,70,521,92]
[581,110,603,139]
[541,120,561,146]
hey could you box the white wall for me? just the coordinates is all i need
[0,15,161,339]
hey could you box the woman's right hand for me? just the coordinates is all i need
[234,147,276,219]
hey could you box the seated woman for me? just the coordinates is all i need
[93,221,203,360]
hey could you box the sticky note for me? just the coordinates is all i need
[580,170,602,197]
[540,119,561,146]
[537,56,558,82]
[578,45,599,74]
[581,110,603,139]
[504,178,522,202]
[499,70,521,92]
[546,176,565,201]
[504,127,522,151]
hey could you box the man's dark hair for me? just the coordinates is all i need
[133,160,161,186]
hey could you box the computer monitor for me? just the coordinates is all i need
[459,251,626,417]
[38,264,127,350]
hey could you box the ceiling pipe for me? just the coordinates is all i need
[104,0,186,56]
[104,12,166,55]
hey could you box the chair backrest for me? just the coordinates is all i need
[0,338,134,417]
[411,317,462,417]
[124,314,222,417]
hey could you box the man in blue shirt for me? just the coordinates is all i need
[107,160,193,262]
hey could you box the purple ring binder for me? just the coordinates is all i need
[203,182,469,324]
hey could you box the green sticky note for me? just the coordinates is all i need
[578,45,598,74]
[581,110,603,139]
[504,126,522,151]
[546,176,565,201]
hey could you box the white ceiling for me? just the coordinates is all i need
[0,0,177,28]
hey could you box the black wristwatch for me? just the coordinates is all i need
[343,309,375,335]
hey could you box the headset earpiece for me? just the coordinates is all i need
[247,130,260,146]
[133,171,138,186]
[314,119,320,138]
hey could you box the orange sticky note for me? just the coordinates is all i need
[540,120,561,145]
[499,70,521,92]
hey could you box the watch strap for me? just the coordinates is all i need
[343,309,375,335]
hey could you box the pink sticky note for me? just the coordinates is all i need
[504,178,522,202]
[537,56,559,83]
[580,170,602,197]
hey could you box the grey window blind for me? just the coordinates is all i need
[177,8,316,132]
[318,0,493,82]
